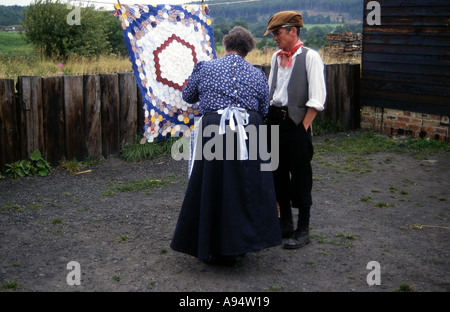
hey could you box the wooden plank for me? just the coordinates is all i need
[363,26,450,36]
[361,79,450,97]
[368,0,450,8]
[0,79,20,171]
[83,75,102,160]
[324,64,338,122]
[362,52,449,66]
[17,76,44,160]
[371,16,450,27]
[362,70,450,87]
[362,97,450,116]
[351,63,361,130]
[323,64,360,130]
[100,74,120,157]
[42,76,65,166]
[362,60,450,76]
[362,34,450,47]
[64,75,85,161]
[373,6,450,17]
[363,43,450,56]
[136,85,145,139]
[118,72,137,148]
[361,88,449,106]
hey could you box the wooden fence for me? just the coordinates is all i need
[0,63,360,172]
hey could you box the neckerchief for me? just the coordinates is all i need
[277,39,304,68]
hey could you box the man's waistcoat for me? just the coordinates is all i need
[269,47,309,126]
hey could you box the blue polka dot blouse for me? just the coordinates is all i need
[182,53,270,116]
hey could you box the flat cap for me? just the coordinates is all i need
[263,11,303,36]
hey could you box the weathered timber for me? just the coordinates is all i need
[362,0,450,116]
[17,76,44,160]
[118,72,137,148]
[100,74,120,157]
[0,79,20,171]
[64,75,85,161]
[84,75,102,160]
[42,76,65,166]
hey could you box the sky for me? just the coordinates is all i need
[0,0,194,7]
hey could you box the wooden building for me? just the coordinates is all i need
[361,0,450,141]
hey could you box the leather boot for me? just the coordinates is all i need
[280,217,294,238]
[283,226,310,249]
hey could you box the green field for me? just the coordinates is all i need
[0,32,33,54]
[303,23,341,30]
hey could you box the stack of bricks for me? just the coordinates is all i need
[360,106,449,142]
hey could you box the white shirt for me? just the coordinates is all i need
[268,46,326,112]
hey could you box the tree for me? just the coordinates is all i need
[22,0,113,60]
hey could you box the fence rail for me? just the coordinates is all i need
[0,63,360,172]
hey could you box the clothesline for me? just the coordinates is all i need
[65,0,259,6]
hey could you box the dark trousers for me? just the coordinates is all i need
[267,107,314,229]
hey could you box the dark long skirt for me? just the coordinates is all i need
[170,111,282,261]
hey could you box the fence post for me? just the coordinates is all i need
[100,74,120,157]
[118,72,137,148]
[42,76,65,166]
[0,79,20,172]
[17,76,44,160]
[136,85,145,140]
[84,75,102,160]
[64,75,85,161]
[324,63,360,130]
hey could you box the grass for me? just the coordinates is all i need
[398,283,415,292]
[0,51,132,83]
[122,128,449,165]
[0,34,351,82]
[60,158,82,173]
[315,130,450,157]
[269,285,283,291]
[1,280,21,290]
[115,235,129,243]
[0,32,33,55]
[0,203,23,212]
[120,137,178,162]
[103,176,174,196]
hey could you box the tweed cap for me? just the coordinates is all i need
[263,11,303,36]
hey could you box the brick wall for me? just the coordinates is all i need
[360,106,449,142]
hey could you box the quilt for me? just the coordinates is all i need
[115,3,216,143]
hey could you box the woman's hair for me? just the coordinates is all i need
[222,26,256,57]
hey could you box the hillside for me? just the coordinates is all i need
[1,0,362,27]
[204,0,363,23]
[0,5,24,27]
[0,1,362,54]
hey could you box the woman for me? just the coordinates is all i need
[170,26,281,265]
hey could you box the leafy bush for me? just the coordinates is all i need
[22,0,125,60]
[5,150,51,178]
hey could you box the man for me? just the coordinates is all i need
[264,11,326,249]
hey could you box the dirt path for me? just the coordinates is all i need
[0,133,449,293]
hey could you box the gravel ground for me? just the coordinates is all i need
[0,133,449,296]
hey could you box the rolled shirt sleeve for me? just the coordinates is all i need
[305,50,326,112]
